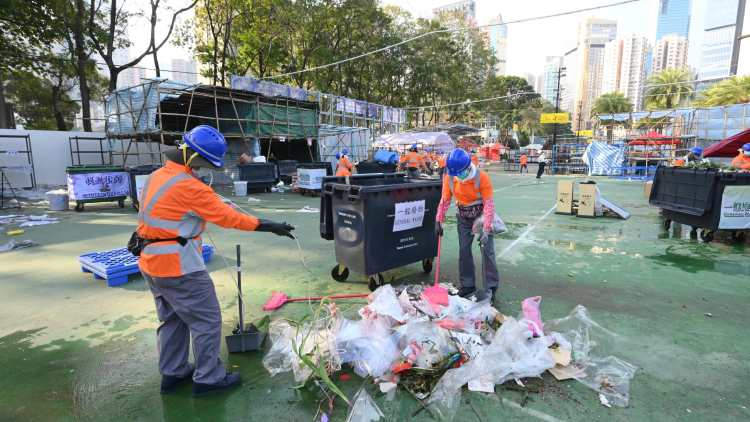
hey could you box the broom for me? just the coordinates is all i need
[264,292,370,311]
[424,222,449,306]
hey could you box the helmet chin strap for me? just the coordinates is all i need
[183,145,201,174]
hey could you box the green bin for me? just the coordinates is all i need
[66,165,129,212]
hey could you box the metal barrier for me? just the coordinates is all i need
[608,166,658,181]
[0,134,35,188]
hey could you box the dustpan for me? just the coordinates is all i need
[225,244,266,353]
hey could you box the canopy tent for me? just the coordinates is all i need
[457,139,480,150]
[490,143,509,150]
[373,131,454,152]
[703,128,750,158]
[628,139,681,146]
[521,143,544,151]
[408,123,480,138]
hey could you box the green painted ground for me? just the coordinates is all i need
[1,166,748,421]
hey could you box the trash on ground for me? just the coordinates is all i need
[247,197,261,202]
[297,206,320,212]
[0,239,38,252]
[20,220,59,227]
[7,230,25,235]
[346,387,384,422]
[600,393,612,408]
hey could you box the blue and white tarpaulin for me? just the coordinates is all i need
[373,132,454,152]
[581,141,626,176]
[230,75,308,101]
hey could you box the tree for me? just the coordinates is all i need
[5,70,81,130]
[644,67,695,110]
[692,75,750,107]
[590,92,634,141]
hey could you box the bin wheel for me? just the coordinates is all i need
[132,203,139,211]
[367,274,385,292]
[311,190,317,197]
[422,259,434,274]
[331,265,349,282]
[74,203,84,212]
[118,199,125,208]
[266,187,272,193]
[300,189,306,195]
[700,230,714,243]
[691,226,698,233]
[663,219,671,230]
[731,231,746,243]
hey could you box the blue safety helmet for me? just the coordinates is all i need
[471,149,476,153]
[182,125,227,167]
[446,149,471,177]
[342,148,349,155]
[742,144,750,151]
[689,147,703,156]
[411,144,418,151]
[336,153,341,159]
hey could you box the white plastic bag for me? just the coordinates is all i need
[471,213,508,236]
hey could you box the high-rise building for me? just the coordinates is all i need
[171,59,198,84]
[698,0,746,80]
[482,15,508,76]
[536,75,543,93]
[433,0,476,22]
[652,34,689,73]
[602,34,649,110]
[562,18,618,131]
[117,53,148,89]
[655,0,693,40]
[541,56,564,104]
[523,73,536,88]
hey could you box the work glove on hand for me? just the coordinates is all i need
[255,219,295,239]
[435,221,443,238]
[477,228,489,246]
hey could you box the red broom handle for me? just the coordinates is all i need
[285,294,370,302]
[434,223,442,287]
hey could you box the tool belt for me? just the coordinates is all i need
[457,203,484,219]
[127,231,192,257]
[407,166,419,171]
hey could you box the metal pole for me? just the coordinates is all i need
[553,67,563,146]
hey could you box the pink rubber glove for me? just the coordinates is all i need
[436,198,451,224]
[482,198,495,232]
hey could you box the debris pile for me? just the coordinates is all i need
[262,286,638,421]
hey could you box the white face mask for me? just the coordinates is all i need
[744,151,750,157]
[192,168,212,178]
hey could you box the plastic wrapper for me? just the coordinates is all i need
[471,212,507,236]
[346,388,384,422]
[522,296,544,336]
[543,305,638,407]
[394,321,455,369]
[427,316,556,421]
[361,284,406,323]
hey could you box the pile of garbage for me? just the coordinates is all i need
[262,285,638,421]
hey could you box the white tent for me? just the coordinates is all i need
[521,143,544,151]
[373,132,454,152]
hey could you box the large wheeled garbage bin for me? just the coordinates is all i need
[319,173,407,241]
[238,163,275,191]
[296,162,333,196]
[276,160,298,182]
[355,161,398,175]
[326,176,443,291]
[66,165,130,212]
[650,165,750,243]
[127,164,162,211]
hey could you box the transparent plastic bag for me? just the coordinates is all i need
[471,213,508,236]
[346,387,385,422]
[522,296,544,336]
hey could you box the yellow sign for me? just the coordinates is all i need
[576,130,593,137]
[513,124,519,131]
[540,113,570,124]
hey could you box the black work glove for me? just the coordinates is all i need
[256,219,295,239]
[477,227,489,246]
[435,221,443,238]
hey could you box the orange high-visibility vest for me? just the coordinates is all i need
[520,155,527,165]
[438,156,447,168]
[399,151,427,169]
[732,153,750,168]
[442,170,494,206]
[336,155,355,176]
[471,154,478,166]
[137,161,259,277]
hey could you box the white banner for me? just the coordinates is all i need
[67,172,130,200]
[393,200,425,232]
[136,175,149,202]
[719,186,750,229]
[298,168,328,190]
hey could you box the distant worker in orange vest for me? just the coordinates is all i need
[471,149,479,167]
[731,144,750,169]
[674,147,706,166]
[135,125,295,398]
[519,153,528,173]
[335,148,356,176]
[437,150,448,178]
[398,144,428,178]
[423,150,433,174]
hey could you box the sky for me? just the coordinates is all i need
[125,0,708,80]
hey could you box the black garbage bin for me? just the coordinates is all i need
[650,165,750,243]
[276,160,298,181]
[326,176,443,291]
[127,164,162,211]
[355,161,398,174]
[238,163,276,191]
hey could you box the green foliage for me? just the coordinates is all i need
[692,75,750,107]
[0,0,64,73]
[644,67,695,110]
[590,91,634,118]
[5,70,80,130]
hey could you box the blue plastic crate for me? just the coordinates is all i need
[78,245,214,287]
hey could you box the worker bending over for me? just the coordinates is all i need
[674,147,706,166]
[435,149,500,301]
[732,144,750,169]
[336,148,356,176]
[399,144,428,178]
[134,125,295,398]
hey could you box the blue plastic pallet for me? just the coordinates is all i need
[78,245,214,287]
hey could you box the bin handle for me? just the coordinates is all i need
[347,186,361,202]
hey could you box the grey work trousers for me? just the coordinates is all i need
[456,214,500,289]
[142,269,226,384]
[407,168,421,178]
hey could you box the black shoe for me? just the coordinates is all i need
[490,287,497,301]
[536,176,540,179]
[457,286,476,298]
[192,372,242,398]
[160,368,194,394]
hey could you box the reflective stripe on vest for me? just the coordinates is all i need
[448,173,483,206]
[407,152,420,166]
[138,171,207,275]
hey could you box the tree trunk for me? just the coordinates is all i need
[0,76,7,129]
[666,97,672,109]
[151,0,160,77]
[51,86,68,131]
[75,0,92,131]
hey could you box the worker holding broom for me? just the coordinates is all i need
[132,125,295,398]
[434,149,500,301]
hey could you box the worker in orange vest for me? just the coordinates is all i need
[519,153,528,173]
[732,144,750,169]
[437,150,448,178]
[423,150,433,174]
[435,149,499,301]
[471,149,479,167]
[134,126,295,398]
[398,144,428,178]
[335,148,356,176]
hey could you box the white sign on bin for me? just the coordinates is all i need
[393,200,425,232]
[719,186,750,229]
[298,168,327,190]
[136,175,149,202]
[67,172,130,200]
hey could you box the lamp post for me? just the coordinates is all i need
[552,67,567,146]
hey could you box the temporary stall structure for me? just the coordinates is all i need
[703,128,750,157]
[373,132,454,152]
